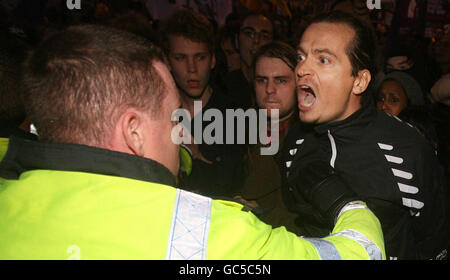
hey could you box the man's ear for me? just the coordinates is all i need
[352,69,371,95]
[122,110,145,157]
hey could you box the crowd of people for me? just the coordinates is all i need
[0,0,449,260]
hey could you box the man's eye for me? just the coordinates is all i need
[174,56,185,61]
[243,30,255,38]
[320,57,330,64]
[297,54,306,61]
[276,78,287,84]
[261,33,272,41]
[255,78,266,84]
[391,97,400,103]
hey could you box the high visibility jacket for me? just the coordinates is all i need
[0,137,385,260]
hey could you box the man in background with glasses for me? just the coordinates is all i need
[225,12,274,110]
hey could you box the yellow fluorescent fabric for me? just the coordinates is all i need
[0,170,385,260]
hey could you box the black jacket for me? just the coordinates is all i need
[180,85,245,198]
[282,103,450,260]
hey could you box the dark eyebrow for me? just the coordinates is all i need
[296,46,337,59]
[241,27,256,31]
[274,75,292,80]
[241,26,271,34]
[313,48,337,59]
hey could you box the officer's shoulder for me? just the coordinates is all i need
[214,198,243,208]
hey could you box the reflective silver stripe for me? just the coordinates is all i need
[327,130,337,168]
[166,189,212,260]
[303,237,342,260]
[398,182,419,194]
[336,201,367,223]
[391,168,413,179]
[332,229,383,260]
[378,143,393,150]
[402,197,424,209]
[384,154,403,164]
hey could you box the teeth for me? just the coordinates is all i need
[300,85,310,89]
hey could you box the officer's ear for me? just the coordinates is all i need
[121,109,146,157]
[352,69,371,96]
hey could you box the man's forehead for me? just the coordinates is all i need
[256,57,293,76]
[242,15,273,32]
[168,35,210,53]
[298,22,354,53]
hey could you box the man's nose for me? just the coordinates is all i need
[266,80,275,95]
[296,60,311,79]
[187,57,197,73]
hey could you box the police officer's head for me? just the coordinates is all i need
[23,25,182,175]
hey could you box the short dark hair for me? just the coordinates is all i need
[240,11,276,39]
[251,40,297,81]
[310,11,378,77]
[23,25,166,145]
[0,31,30,125]
[160,9,215,54]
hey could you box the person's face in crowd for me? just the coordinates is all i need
[386,56,414,72]
[376,79,408,116]
[296,22,365,124]
[146,61,182,175]
[238,15,273,68]
[221,37,241,72]
[167,35,215,99]
[254,56,296,120]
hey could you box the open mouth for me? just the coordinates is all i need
[297,85,316,109]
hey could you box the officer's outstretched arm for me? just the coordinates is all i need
[287,161,386,260]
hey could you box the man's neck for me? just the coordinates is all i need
[181,85,213,116]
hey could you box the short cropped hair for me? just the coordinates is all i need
[160,9,215,54]
[251,40,297,81]
[23,25,166,145]
[310,11,378,77]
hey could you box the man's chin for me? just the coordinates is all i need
[298,111,318,124]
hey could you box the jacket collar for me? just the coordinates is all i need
[0,120,37,140]
[0,136,176,187]
[313,98,377,138]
